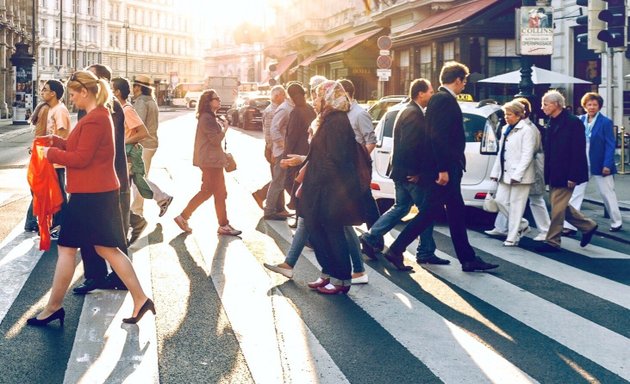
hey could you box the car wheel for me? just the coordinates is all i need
[188,100,197,109]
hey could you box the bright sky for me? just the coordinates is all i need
[187,0,277,29]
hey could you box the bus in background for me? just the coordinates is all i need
[171,82,204,108]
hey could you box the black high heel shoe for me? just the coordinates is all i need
[122,299,156,324]
[27,308,65,327]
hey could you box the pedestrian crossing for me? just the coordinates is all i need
[1,125,630,383]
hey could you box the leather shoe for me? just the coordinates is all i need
[580,224,598,247]
[461,257,499,272]
[307,277,330,289]
[535,243,561,253]
[263,213,287,221]
[610,225,622,232]
[359,236,378,260]
[73,278,106,294]
[384,249,413,271]
[416,255,450,265]
[317,283,350,295]
[129,214,148,244]
[252,191,265,209]
[102,274,128,290]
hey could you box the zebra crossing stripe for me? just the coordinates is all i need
[435,227,630,309]
[63,238,159,383]
[194,229,349,384]
[266,221,536,384]
[385,229,630,380]
[0,223,43,325]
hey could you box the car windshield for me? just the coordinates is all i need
[369,101,402,121]
[252,99,270,109]
[380,109,504,143]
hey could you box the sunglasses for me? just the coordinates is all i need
[70,73,89,90]
[211,97,221,101]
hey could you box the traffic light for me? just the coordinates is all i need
[597,0,627,48]
[576,0,606,53]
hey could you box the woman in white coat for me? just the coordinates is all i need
[490,100,540,246]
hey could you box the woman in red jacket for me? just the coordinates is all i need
[27,70,154,327]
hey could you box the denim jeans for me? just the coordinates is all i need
[264,156,287,216]
[365,180,436,257]
[344,226,364,273]
[285,217,307,267]
[52,168,68,228]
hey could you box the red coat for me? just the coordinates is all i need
[27,137,63,250]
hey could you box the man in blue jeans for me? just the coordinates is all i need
[360,78,449,270]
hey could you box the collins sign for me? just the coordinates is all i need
[517,6,554,55]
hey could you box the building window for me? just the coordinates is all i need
[55,21,60,38]
[416,45,432,80]
[398,49,410,92]
[487,39,519,76]
[40,19,47,37]
[443,41,455,62]
[40,48,47,66]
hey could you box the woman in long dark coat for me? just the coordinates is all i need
[300,80,364,294]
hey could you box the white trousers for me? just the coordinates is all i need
[564,175,622,230]
[494,182,532,242]
[494,193,551,236]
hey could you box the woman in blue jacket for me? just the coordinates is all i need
[565,92,622,232]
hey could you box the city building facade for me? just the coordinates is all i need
[1,0,36,118]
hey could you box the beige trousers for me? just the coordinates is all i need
[547,187,596,247]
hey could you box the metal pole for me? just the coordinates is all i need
[59,0,63,75]
[74,0,77,71]
[124,21,128,78]
[517,0,537,119]
[32,0,37,106]
[619,126,627,174]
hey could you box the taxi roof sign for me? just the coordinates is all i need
[457,94,474,102]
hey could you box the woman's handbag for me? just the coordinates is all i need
[224,153,237,172]
[483,191,499,213]
[224,137,237,172]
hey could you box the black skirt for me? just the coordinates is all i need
[57,190,126,249]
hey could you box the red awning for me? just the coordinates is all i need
[318,28,384,58]
[298,41,340,68]
[264,53,298,83]
[399,0,499,37]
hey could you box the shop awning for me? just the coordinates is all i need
[263,53,298,83]
[298,41,340,68]
[317,28,384,58]
[398,0,499,38]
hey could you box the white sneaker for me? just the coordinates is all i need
[484,228,508,237]
[351,274,369,285]
[533,233,547,241]
[264,263,294,279]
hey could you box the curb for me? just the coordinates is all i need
[0,126,32,142]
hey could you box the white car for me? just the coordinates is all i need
[370,100,503,212]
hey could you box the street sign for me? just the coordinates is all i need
[377,35,392,50]
[379,49,390,56]
[377,69,392,76]
[376,55,392,69]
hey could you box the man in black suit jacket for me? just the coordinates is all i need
[361,79,448,270]
[387,61,498,272]
[537,90,597,252]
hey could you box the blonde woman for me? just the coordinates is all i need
[28,70,154,327]
[490,100,539,246]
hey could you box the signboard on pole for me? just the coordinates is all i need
[517,6,554,55]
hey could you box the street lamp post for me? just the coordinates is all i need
[516,0,536,101]
[123,20,129,78]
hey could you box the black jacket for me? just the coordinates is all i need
[388,101,431,183]
[284,103,316,157]
[426,87,466,177]
[544,109,589,187]
[299,111,363,225]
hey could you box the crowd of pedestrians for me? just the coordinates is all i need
[24,59,624,328]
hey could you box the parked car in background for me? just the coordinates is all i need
[367,95,407,127]
[232,96,271,130]
[184,91,203,109]
[370,100,503,212]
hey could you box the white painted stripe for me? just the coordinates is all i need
[0,221,44,325]
[547,234,630,259]
[434,227,630,309]
[64,237,159,384]
[385,227,630,380]
[195,231,349,384]
[267,221,536,384]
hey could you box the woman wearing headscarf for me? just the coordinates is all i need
[299,80,363,294]
[490,100,539,246]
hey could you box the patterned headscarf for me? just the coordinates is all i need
[316,80,350,116]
